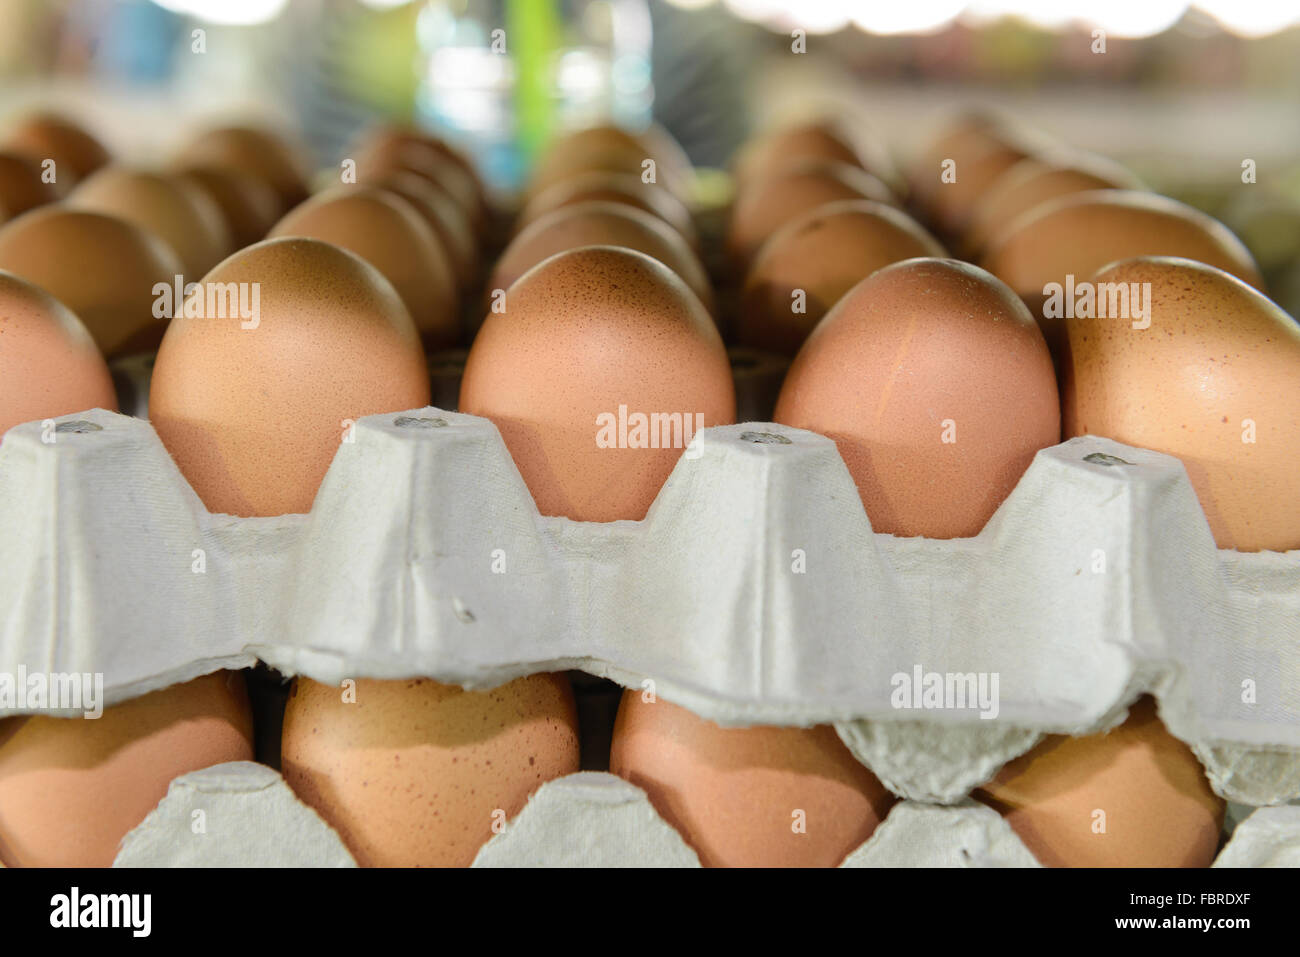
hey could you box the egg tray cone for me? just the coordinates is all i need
[0,407,1298,813]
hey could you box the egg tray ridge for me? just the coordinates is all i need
[0,406,1297,807]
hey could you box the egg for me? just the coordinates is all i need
[0,207,183,357]
[774,258,1059,538]
[2,112,109,191]
[528,125,692,203]
[0,673,254,867]
[175,125,310,211]
[0,151,59,217]
[964,153,1144,256]
[974,696,1225,867]
[490,201,713,315]
[362,169,478,285]
[268,186,458,349]
[726,160,897,268]
[739,200,945,356]
[175,164,282,251]
[516,171,699,250]
[1064,256,1300,552]
[981,190,1265,369]
[459,245,733,522]
[69,167,233,278]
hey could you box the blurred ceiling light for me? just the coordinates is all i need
[852,1,966,35]
[151,0,289,25]
[1194,0,1300,36]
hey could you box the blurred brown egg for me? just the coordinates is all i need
[269,187,458,349]
[1065,257,1300,552]
[981,190,1264,368]
[0,207,183,357]
[0,151,59,217]
[740,200,945,356]
[726,160,896,268]
[974,696,1224,867]
[611,696,896,867]
[516,171,699,250]
[361,169,478,285]
[2,112,109,191]
[175,164,282,251]
[175,125,310,211]
[775,258,1059,538]
[0,673,254,867]
[490,201,713,315]
[459,245,733,523]
[69,167,233,279]
[528,124,692,203]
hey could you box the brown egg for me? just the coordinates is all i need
[528,124,692,203]
[0,673,254,867]
[981,190,1265,369]
[927,141,1031,240]
[974,696,1225,867]
[69,167,233,279]
[459,245,733,522]
[964,154,1144,256]
[353,136,484,235]
[726,160,896,268]
[175,164,282,251]
[281,676,579,867]
[175,125,310,211]
[1065,257,1300,551]
[0,207,183,357]
[740,200,945,356]
[516,171,699,250]
[774,258,1059,538]
[269,187,458,349]
[0,151,59,217]
[611,696,895,867]
[360,169,478,285]
[0,270,117,437]
[2,112,109,191]
[490,201,714,315]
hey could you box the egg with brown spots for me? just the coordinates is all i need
[1065,256,1300,552]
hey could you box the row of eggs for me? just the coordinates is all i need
[0,108,1296,867]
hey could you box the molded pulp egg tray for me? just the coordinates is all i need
[1,406,1297,867]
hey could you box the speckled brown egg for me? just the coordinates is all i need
[774,258,1059,538]
[610,695,896,867]
[175,164,282,251]
[69,167,233,278]
[516,171,699,250]
[981,190,1265,369]
[740,200,945,356]
[1065,256,1300,552]
[175,125,310,211]
[269,186,458,349]
[974,696,1225,867]
[0,207,183,357]
[2,112,109,192]
[0,151,59,217]
[490,201,713,315]
[459,245,734,522]
[0,270,116,437]
[361,169,478,286]
[280,676,579,867]
[528,124,692,203]
[726,160,897,268]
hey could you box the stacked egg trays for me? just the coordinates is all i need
[4,122,1300,870]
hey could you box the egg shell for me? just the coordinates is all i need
[0,271,117,437]
[280,675,580,867]
[774,258,1060,538]
[516,171,700,250]
[269,186,458,349]
[459,245,734,523]
[70,167,233,279]
[1064,256,1300,552]
[149,237,430,517]
[176,125,310,211]
[0,151,59,217]
[490,200,714,315]
[726,160,896,268]
[175,164,283,251]
[981,190,1264,369]
[0,672,254,867]
[610,693,896,867]
[740,199,946,356]
[362,169,478,285]
[2,112,109,191]
[973,696,1225,867]
[0,207,183,357]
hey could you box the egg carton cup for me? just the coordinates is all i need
[1,406,1298,809]
[97,763,1300,868]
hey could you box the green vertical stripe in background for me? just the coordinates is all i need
[507,0,559,170]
